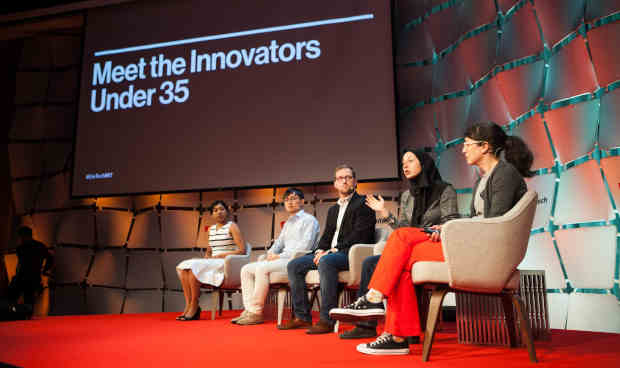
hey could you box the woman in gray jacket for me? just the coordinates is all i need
[332,121,534,355]
[335,149,459,340]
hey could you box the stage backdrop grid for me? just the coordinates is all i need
[5,0,620,333]
[394,0,620,333]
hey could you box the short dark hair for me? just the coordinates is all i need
[283,187,304,200]
[17,226,33,238]
[465,121,534,177]
[334,164,356,178]
[208,200,229,214]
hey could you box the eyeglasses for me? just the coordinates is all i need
[334,175,354,182]
[284,196,301,202]
[462,140,486,148]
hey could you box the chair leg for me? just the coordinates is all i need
[333,289,346,333]
[500,293,518,348]
[218,290,225,316]
[512,294,538,363]
[421,287,449,362]
[277,288,286,326]
[227,291,233,311]
[210,290,219,320]
[309,288,320,312]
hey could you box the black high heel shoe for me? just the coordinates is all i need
[181,307,201,321]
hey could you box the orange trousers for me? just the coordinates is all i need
[368,227,444,337]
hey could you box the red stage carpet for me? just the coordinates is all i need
[1,311,619,368]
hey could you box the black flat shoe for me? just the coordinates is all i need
[176,313,187,320]
[407,336,420,345]
[339,326,378,339]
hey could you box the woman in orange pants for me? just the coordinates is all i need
[374,228,444,339]
[333,122,535,355]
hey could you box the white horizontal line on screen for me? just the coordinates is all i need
[94,13,375,57]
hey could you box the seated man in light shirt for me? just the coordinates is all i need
[233,187,320,325]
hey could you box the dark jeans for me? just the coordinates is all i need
[8,276,41,306]
[287,252,349,324]
[356,255,380,329]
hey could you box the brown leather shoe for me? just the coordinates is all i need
[306,319,334,334]
[277,317,312,330]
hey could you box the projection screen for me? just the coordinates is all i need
[72,0,398,197]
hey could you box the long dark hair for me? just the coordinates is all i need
[402,149,449,226]
[464,122,534,177]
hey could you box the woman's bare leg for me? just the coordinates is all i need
[176,269,191,315]
[185,273,202,317]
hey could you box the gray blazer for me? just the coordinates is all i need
[470,159,527,218]
[380,185,459,228]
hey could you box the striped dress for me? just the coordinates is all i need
[176,221,238,286]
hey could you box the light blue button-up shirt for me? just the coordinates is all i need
[269,209,320,259]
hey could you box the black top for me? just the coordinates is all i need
[15,239,53,282]
[470,159,528,218]
[315,192,376,254]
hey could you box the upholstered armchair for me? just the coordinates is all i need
[262,227,391,326]
[412,190,538,362]
[305,227,392,331]
[258,249,309,325]
[201,243,252,320]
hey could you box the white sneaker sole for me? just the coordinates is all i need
[329,308,385,322]
[356,343,409,355]
[236,320,264,325]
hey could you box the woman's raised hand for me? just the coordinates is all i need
[365,194,384,211]
[366,194,389,219]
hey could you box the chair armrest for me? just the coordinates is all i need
[373,241,386,255]
[440,204,534,293]
[257,245,268,262]
[291,250,310,259]
[221,253,251,288]
[346,244,375,287]
[257,250,309,262]
[259,249,307,262]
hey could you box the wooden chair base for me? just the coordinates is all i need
[200,286,239,320]
[421,285,537,363]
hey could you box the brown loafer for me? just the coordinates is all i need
[306,319,334,334]
[277,317,312,330]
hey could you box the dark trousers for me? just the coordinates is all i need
[287,252,349,324]
[356,255,380,329]
[8,276,40,306]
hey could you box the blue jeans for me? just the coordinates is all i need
[356,255,380,329]
[287,252,349,324]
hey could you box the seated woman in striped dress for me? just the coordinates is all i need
[176,200,245,320]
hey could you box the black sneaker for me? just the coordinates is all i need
[339,326,378,339]
[356,334,410,355]
[329,296,385,322]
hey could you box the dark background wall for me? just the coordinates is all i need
[2,0,619,332]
